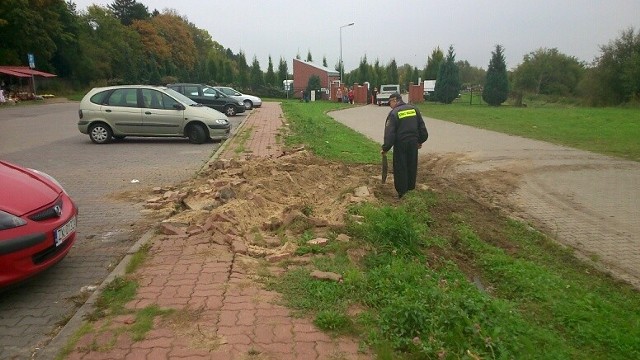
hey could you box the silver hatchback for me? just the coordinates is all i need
[77,85,230,144]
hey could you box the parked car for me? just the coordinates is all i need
[213,86,262,110]
[166,83,246,116]
[77,85,230,144]
[0,161,78,288]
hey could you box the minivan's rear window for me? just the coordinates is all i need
[89,90,111,105]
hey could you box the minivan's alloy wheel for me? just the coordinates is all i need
[89,123,112,144]
[224,105,237,117]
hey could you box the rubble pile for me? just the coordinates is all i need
[142,150,383,270]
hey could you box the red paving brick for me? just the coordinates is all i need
[65,102,371,359]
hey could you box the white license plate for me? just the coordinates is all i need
[54,216,77,247]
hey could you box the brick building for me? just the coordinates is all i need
[292,59,340,100]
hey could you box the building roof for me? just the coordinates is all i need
[293,59,339,76]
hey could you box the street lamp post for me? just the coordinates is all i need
[339,22,354,85]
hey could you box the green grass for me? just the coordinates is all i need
[125,243,149,274]
[418,97,640,161]
[233,126,253,154]
[281,101,381,163]
[268,99,640,359]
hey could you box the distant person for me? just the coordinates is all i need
[336,87,343,102]
[381,93,428,198]
[0,88,5,104]
[348,88,354,104]
[372,87,378,105]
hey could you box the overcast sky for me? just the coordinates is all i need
[72,0,639,72]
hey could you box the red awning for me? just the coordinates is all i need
[0,68,31,78]
[0,66,57,78]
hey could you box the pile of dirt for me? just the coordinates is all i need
[138,149,400,242]
[125,149,524,248]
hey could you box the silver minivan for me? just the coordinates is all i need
[77,85,230,144]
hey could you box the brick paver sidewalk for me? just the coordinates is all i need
[64,103,369,360]
[220,102,284,160]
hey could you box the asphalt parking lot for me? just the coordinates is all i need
[0,101,244,359]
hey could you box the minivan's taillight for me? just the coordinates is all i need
[78,109,83,119]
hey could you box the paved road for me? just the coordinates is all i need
[330,104,640,289]
[0,101,244,359]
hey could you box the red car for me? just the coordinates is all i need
[0,161,78,288]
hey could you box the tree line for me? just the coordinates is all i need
[1,0,637,106]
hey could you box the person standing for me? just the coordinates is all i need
[381,93,428,198]
[371,87,378,105]
[348,87,354,104]
[336,87,343,102]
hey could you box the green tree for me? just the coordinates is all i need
[512,48,584,96]
[249,56,263,88]
[265,55,276,87]
[50,1,83,77]
[483,44,509,106]
[207,57,218,83]
[108,0,149,26]
[411,67,420,85]
[387,59,399,84]
[322,56,328,67]
[306,50,313,62]
[372,59,384,88]
[186,25,217,83]
[581,27,640,105]
[423,47,444,81]
[0,0,71,66]
[306,74,321,99]
[222,60,234,84]
[75,5,146,83]
[277,57,289,86]
[356,55,370,85]
[150,11,197,79]
[335,60,344,81]
[434,46,461,104]
[236,51,248,87]
[398,63,413,92]
[456,60,486,88]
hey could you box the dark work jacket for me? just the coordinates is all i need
[382,100,428,152]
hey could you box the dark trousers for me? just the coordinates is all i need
[393,139,419,197]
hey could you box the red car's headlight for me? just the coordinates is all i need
[0,210,27,230]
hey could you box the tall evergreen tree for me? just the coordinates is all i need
[373,59,384,87]
[411,67,420,85]
[249,56,263,88]
[108,0,149,26]
[334,60,343,79]
[236,51,249,87]
[423,47,444,81]
[306,50,313,62]
[356,55,370,84]
[322,56,328,67]
[277,57,288,87]
[483,45,509,106]
[434,46,461,104]
[387,59,399,84]
[265,55,276,87]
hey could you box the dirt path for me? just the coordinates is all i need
[330,105,640,289]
